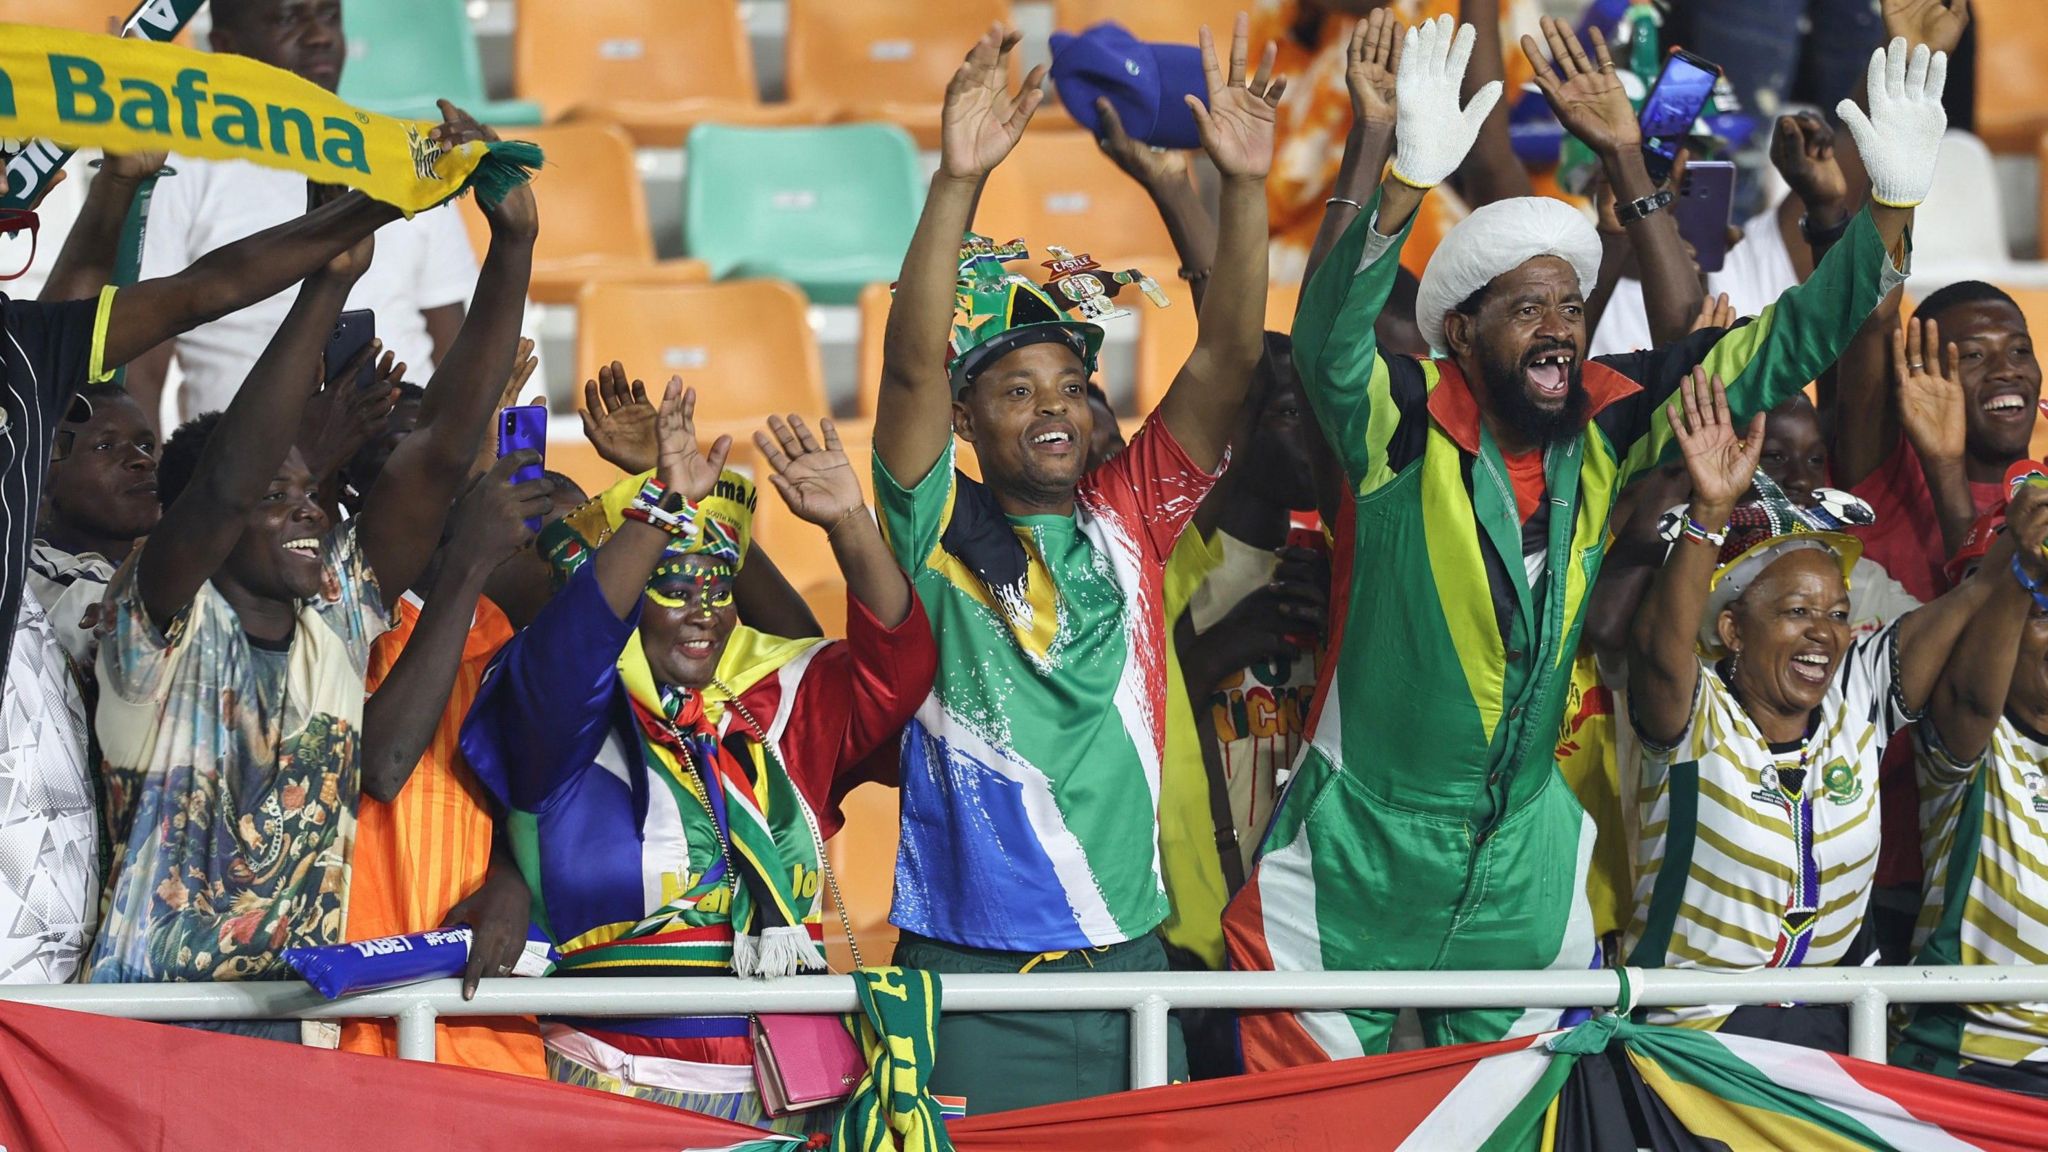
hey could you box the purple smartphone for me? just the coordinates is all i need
[1674,160,1736,275]
[497,404,549,531]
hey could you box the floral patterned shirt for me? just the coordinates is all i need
[88,522,390,983]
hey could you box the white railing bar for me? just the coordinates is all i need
[5,966,2043,1021]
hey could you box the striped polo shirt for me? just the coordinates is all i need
[1906,717,2048,1069]
[1625,623,1909,1028]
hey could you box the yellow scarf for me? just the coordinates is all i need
[0,24,538,214]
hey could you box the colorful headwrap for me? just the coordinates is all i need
[541,468,757,584]
[1659,471,1876,653]
[936,232,1168,393]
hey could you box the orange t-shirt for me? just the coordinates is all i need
[1502,445,1546,523]
[339,594,545,1077]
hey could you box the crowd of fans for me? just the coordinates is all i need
[2,0,2045,1138]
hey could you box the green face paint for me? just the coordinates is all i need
[646,557,736,613]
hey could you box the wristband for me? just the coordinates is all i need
[1614,189,1675,226]
[2011,553,2048,613]
[1798,211,1851,248]
[1680,515,1727,549]
[620,477,698,539]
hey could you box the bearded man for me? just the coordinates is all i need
[1225,17,1944,1064]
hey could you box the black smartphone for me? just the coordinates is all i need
[1674,160,1737,274]
[497,403,549,532]
[1639,49,1722,187]
[324,308,378,391]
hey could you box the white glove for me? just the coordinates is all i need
[1390,15,1503,190]
[1836,37,1948,209]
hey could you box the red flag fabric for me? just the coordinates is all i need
[0,999,788,1151]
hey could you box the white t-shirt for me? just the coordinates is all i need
[138,156,478,420]
[1591,207,1798,357]
[0,589,99,984]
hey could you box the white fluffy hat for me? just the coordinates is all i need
[1414,196,1602,358]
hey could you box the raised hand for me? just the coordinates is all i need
[654,379,731,503]
[452,449,553,566]
[1095,98,1191,191]
[1893,316,1966,464]
[941,25,1046,181]
[1837,38,1948,209]
[436,99,538,238]
[1347,7,1402,130]
[469,337,540,487]
[1187,14,1287,180]
[2010,482,2048,581]
[1668,366,1765,512]
[1690,291,1737,334]
[1521,17,1639,157]
[753,414,866,530]
[578,360,659,473]
[1885,0,1971,56]
[99,150,168,184]
[299,348,400,482]
[1391,15,1502,189]
[1769,112,1849,217]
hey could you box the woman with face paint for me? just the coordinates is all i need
[459,385,933,1135]
[1623,368,2019,1051]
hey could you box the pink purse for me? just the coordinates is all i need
[751,1012,866,1115]
[750,788,867,1117]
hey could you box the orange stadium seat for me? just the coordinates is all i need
[515,0,827,148]
[1998,287,2048,461]
[1135,274,1299,415]
[456,123,708,304]
[856,281,892,418]
[972,132,1178,269]
[0,0,125,32]
[785,0,1015,148]
[573,279,828,429]
[825,782,901,969]
[1973,0,2048,154]
[1051,0,1244,42]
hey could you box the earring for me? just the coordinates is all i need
[1728,649,1740,681]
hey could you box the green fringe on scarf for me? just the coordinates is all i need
[467,139,545,208]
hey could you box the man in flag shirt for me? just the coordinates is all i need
[1225,18,1937,1065]
[870,19,1280,1113]
[1897,486,2048,1094]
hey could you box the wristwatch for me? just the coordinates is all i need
[1614,188,1675,226]
[1799,211,1852,248]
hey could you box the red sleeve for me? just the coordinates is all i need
[763,591,935,836]
[1081,412,1223,565]
[1844,440,1943,604]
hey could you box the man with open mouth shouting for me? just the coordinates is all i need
[1225,17,1939,1065]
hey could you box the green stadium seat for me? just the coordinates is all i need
[683,123,921,305]
[338,0,541,126]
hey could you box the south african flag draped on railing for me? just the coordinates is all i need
[947,1014,2048,1151]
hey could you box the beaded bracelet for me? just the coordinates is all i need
[620,477,698,539]
[1679,515,1727,549]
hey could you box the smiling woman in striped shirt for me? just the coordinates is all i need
[1623,368,2012,1051]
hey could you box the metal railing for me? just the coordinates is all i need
[4,965,2045,1087]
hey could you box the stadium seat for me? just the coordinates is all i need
[572,279,828,428]
[684,123,922,305]
[1997,288,2048,461]
[972,132,1178,269]
[1051,0,1245,42]
[0,0,126,33]
[455,123,708,304]
[1135,273,1300,415]
[825,782,901,969]
[785,0,1015,148]
[855,282,892,418]
[1973,0,2048,154]
[1917,130,2009,267]
[515,0,828,148]
[338,0,541,125]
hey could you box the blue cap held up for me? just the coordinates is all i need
[1049,21,1207,150]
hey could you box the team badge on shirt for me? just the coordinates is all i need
[1822,760,1863,806]
[2024,770,2048,815]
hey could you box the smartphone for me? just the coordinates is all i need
[1639,49,1722,187]
[497,404,549,531]
[1674,160,1737,274]
[324,309,378,391]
